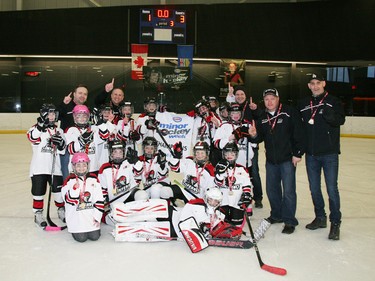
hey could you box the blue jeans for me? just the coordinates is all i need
[60,149,70,181]
[266,160,298,226]
[305,154,341,223]
[251,148,263,202]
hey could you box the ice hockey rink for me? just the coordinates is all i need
[0,134,374,281]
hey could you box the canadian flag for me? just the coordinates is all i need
[131,44,148,80]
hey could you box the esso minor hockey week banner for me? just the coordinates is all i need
[155,111,194,158]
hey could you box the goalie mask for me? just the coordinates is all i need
[222,142,239,166]
[109,140,126,165]
[204,187,223,215]
[228,103,243,125]
[193,141,210,166]
[142,137,158,159]
[73,105,90,128]
[40,103,59,127]
[71,152,90,177]
[119,101,134,118]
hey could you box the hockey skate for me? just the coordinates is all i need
[34,211,47,228]
[57,207,66,223]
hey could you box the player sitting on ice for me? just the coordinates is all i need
[65,105,101,174]
[132,136,171,198]
[116,101,141,153]
[99,140,148,225]
[27,103,67,228]
[111,188,243,244]
[161,141,215,204]
[214,142,253,227]
[61,152,105,242]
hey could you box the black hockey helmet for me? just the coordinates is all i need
[40,103,58,125]
[228,102,243,124]
[193,141,210,166]
[108,139,126,164]
[119,101,134,118]
[142,136,158,159]
[222,142,239,165]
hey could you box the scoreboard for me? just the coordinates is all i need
[139,8,186,44]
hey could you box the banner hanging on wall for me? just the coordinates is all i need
[131,44,148,80]
[177,45,194,78]
[143,66,190,90]
[219,59,246,97]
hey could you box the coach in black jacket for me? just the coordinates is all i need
[253,88,305,234]
[298,73,345,241]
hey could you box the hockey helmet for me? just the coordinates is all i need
[72,105,90,128]
[193,141,210,166]
[194,99,210,117]
[144,97,158,116]
[204,187,223,215]
[108,140,126,164]
[142,136,158,159]
[119,101,134,118]
[71,152,90,176]
[222,142,239,165]
[40,103,59,126]
[228,103,243,124]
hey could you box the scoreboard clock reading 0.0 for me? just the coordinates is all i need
[140,9,186,44]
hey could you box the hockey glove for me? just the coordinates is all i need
[128,130,140,141]
[145,118,159,130]
[157,149,167,169]
[211,221,242,239]
[36,117,49,132]
[215,159,230,174]
[238,192,252,208]
[51,133,66,150]
[126,147,138,164]
[172,141,183,159]
[232,127,243,141]
[78,131,93,147]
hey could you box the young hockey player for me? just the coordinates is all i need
[214,142,253,227]
[65,105,101,174]
[61,152,105,242]
[133,137,171,199]
[27,103,66,228]
[162,141,215,203]
[116,101,141,152]
[214,102,257,168]
[99,140,147,225]
[136,97,160,140]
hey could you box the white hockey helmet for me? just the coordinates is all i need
[204,187,223,215]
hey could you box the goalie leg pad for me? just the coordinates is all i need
[115,221,171,242]
[112,199,169,223]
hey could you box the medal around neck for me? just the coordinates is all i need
[308,119,314,125]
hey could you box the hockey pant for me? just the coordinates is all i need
[31,174,64,213]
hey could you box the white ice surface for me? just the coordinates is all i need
[0,135,374,281]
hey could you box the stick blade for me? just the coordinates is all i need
[261,264,287,276]
[45,226,67,232]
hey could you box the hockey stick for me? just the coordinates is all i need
[155,126,176,158]
[173,179,198,199]
[45,145,58,230]
[242,204,287,276]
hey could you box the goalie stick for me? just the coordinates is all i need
[130,234,253,249]
[242,204,287,276]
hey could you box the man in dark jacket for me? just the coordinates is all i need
[253,88,305,234]
[298,74,345,240]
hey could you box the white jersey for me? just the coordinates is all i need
[133,155,170,189]
[191,116,217,148]
[169,156,215,199]
[61,173,104,233]
[116,118,141,152]
[65,125,101,172]
[96,121,117,167]
[98,160,138,206]
[27,125,65,177]
[214,164,252,210]
[213,121,256,167]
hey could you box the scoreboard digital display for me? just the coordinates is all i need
[140,8,186,44]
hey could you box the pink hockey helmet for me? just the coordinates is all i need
[71,152,90,165]
[72,104,90,115]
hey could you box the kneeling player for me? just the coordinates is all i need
[61,153,105,242]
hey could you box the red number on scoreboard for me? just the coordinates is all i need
[157,10,169,18]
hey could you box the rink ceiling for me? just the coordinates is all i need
[0,135,374,281]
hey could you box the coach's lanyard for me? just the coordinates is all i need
[309,92,328,125]
[267,103,282,134]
